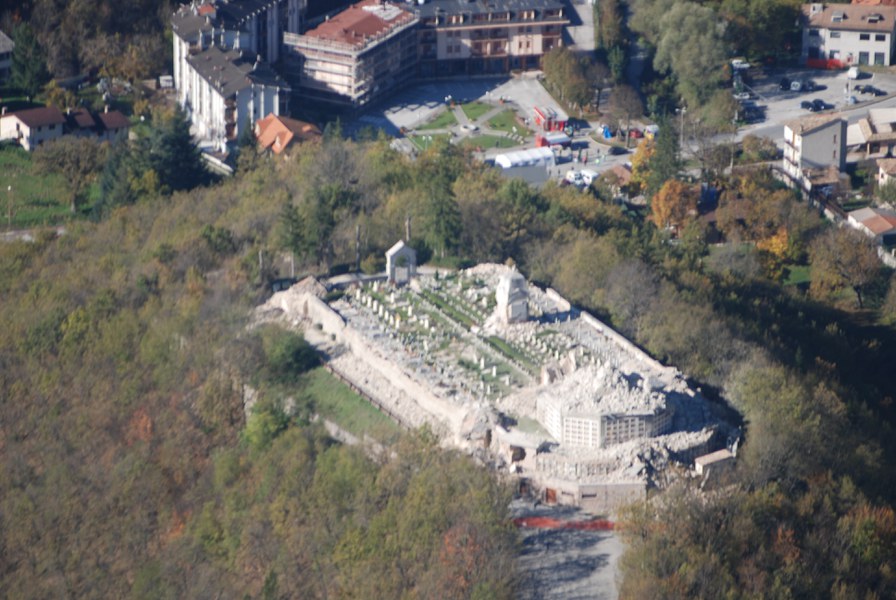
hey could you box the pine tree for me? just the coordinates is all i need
[11,23,50,97]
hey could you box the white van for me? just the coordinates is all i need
[848,66,861,80]
[580,169,598,186]
[565,170,584,185]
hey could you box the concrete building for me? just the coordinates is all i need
[877,157,896,185]
[783,113,847,194]
[172,0,301,144]
[802,3,896,66]
[847,107,896,158]
[181,45,290,145]
[0,30,13,83]
[416,0,569,78]
[284,0,419,107]
[0,106,66,151]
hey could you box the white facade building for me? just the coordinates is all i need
[783,113,847,194]
[0,107,66,151]
[802,3,896,65]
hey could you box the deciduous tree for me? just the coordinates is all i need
[809,227,882,308]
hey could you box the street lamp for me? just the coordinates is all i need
[6,185,11,230]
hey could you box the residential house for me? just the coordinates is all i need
[0,30,13,83]
[847,107,896,158]
[783,113,847,195]
[181,45,290,145]
[802,3,896,66]
[64,107,131,142]
[416,0,569,78]
[877,156,896,185]
[255,112,320,154]
[0,106,66,151]
[283,0,419,107]
[848,206,896,244]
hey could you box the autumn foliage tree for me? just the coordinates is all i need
[809,227,883,308]
[650,179,698,234]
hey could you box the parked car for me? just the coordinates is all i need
[859,85,886,96]
[804,79,816,91]
[565,170,584,185]
[812,98,829,111]
[800,100,814,111]
[733,91,751,101]
[791,80,803,92]
[628,128,644,139]
[779,77,791,91]
[846,95,859,105]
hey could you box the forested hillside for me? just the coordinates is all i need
[3,130,896,598]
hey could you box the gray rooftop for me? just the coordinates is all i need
[172,0,281,43]
[414,0,567,21]
[0,30,13,54]
[186,45,289,98]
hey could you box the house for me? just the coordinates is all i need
[255,112,321,155]
[877,157,896,185]
[0,106,66,151]
[694,449,735,477]
[181,45,290,145]
[64,106,131,141]
[783,113,847,195]
[802,3,896,67]
[848,206,896,243]
[415,0,569,78]
[283,0,419,108]
[847,107,896,158]
[0,30,13,83]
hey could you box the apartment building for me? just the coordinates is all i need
[802,3,896,66]
[783,113,847,194]
[283,0,419,107]
[416,0,569,78]
[0,30,13,83]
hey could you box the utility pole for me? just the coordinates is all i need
[6,185,12,230]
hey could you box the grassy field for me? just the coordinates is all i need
[302,367,401,443]
[487,109,531,136]
[461,101,492,121]
[417,108,457,130]
[0,145,74,228]
[784,264,812,286]
[409,133,450,150]
[459,134,519,150]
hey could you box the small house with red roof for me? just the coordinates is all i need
[848,206,896,244]
[255,113,321,155]
[0,106,66,151]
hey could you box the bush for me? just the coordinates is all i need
[261,327,319,384]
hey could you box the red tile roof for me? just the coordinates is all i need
[3,106,66,128]
[96,110,131,130]
[303,0,415,48]
[255,113,321,154]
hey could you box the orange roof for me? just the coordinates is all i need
[862,213,896,235]
[255,113,321,155]
[303,0,415,48]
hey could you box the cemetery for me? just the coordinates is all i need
[258,249,732,512]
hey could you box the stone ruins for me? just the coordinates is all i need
[257,261,732,513]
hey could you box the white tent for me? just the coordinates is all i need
[494,147,555,169]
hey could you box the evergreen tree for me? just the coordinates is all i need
[646,116,681,197]
[10,23,50,97]
[147,106,207,193]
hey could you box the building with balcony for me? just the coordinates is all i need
[783,113,847,195]
[802,3,896,66]
[182,45,290,145]
[416,0,568,78]
[283,0,418,107]
[0,106,66,151]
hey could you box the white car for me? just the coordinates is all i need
[580,169,598,186]
[565,170,584,185]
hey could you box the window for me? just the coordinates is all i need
[875,51,886,65]
[860,33,870,41]
[876,34,886,41]
[860,51,870,64]
[809,29,820,37]
[830,31,841,38]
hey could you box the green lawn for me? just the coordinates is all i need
[459,134,519,150]
[487,109,531,136]
[302,367,401,443]
[417,109,457,130]
[783,264,811,286]
[409,133,450,151]
[0,145,73,228]
[461,101,492,121]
